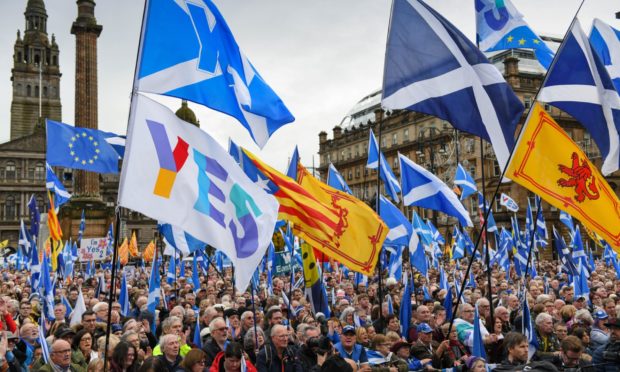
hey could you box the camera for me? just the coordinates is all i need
[601,350,620,362]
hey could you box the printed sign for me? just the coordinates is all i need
[79,237,107,261]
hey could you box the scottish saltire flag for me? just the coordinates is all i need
[166,256,177,284]
[77,210,85,244]
[571,226,589,277]
[387,246,403,281]
[476,0,554,69]
[539,19,620,175]
[366,349,390,365]
[30,243,41,291]
[443,284,453,319]
[118,271,130,316]
[19,220,32,257]
[559,210,575,234]
[327,163,352,194]
[574,263,590,303]
[119,94,279,291]
[426,220,445,245]
[452,226,465,260]
[554,227,578,276]
[380,195,412,247]
[147,253,162,314]
[477,192,497,232]
[472,304,487,358]
[40,250,55,321]
[382,0,524,172]
[386,294,394,315]
[286,146,300,180]
[28,194,40,240]
[410,233,427,276]
[590,19,620,93]
[136,0,294,147]
[400,154,472,227]
[367,130,401,202]
[46,119,122,174]
[159,223,206,256]
[522,296,539,361]
[454,163,477,200]
[535,196,548,247]
[192,254,201,293]
[45,163,71,207]
[39,316,51,364]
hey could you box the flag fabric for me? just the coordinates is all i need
[241,150,388,274]
[590,18,620,93]
[538,19,620,175]
[18,220,32,257]
[40,249,55,321]
[118,271,130,316]
[379,195,412,247]
[534,196,548,248]
[300,242,331,317]
[159,223,206,256]
[571,226,589,276]
[77,210,85,244]
[286,146,300,180]
[386,294,394,315]
[426,220,445,246]
[228,138,241,164]
[387,245,403,281]
[70,288,86,327]
[477,192,497,233]
[46,191,62,242]
[119,94,279,291]
[500,192,519,212]
[559,210,576,234]
[472,304,487,359]
[452,226,465,260]
[554,227,578,276]
[574,263,590,303]
[39,316,51,364]
[506,102,620,252]
[147,253,162,313]
[136,0,294,147]
[367,130,401,202]
[30,244,41,290]
[454,163,477,200]
[476,0,554,69]
[129,231,139,257]
[192,253,201,293]
[166,255,177,284]
[400,154,472,227]
[410,232,427,276]
[28,194,40,240]
[382,0,524,172]
[143,240,155,262]
[119,238,129,266]
[327,163,352,194]
[45,163,71,207]
[522,296,539,361]
[46,119,122,173]
[443,284,453,320]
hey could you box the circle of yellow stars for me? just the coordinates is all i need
[506,35,541,46]
[68,132,100,166]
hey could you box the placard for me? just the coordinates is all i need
[79,238,107,261]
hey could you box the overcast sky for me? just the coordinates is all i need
[0,0,618,170]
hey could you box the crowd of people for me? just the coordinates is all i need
[0,254,617,372]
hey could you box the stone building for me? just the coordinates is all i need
[317,47,619,257]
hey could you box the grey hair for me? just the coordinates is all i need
[209,317,225,331]
[243,326,265,349]
[161,316,182,333]
[339,306,356,323]
[121,331,138,342]
[535,312,553,327]
[160,334,178,350]
[241,311,253,321]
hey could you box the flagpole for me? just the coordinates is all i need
[478,137,496,329]
[374,108,385,327]
[523,203,543,283]
[103,207,122,372]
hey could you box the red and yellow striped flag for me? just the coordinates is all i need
[119,237,129,265]
[143,240,155,262]
[507,103,620,251]
[129,231,139,257]
[243,150,387,274]
[47,190,62,242]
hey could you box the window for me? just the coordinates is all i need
[493,161,501,177]
[36,195,46,213]
[5,196,15,220]
[469,166,476,178]
[355,167,361,179]
[524,95,532,109]
[5,162,15,179]
[392,133,398,146]
[494,195,501,212]
[348,170,352,181]
[341,150,346,160]
[393,157,398,170]
[34,163,45,180]
[381,136,387,148]
[354,145,359,157]
[26,85,31,97]
[403,128,409,142]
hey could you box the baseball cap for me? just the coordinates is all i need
[593,310,608,320]
[416,322,432,334]
[342,325,356,335]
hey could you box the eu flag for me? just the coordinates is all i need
[46,120,121,174]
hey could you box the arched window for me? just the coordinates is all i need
[34,163,45,180]
[53,56,57,66]
[16,52,22,63]
[43,86,48,97]
[5,161,15,179]
[5,196,15,220]
[34,86,39,97]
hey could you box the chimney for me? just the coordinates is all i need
[319,131,328,144]
[333,126,342,139]
[503,56,520,89]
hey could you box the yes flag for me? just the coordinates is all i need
[506,103,620,252]
[119,94,278,292]
[367,130,401,202]
[476,0,554,69]
[327,163,352,194]
[46,119,122,174]
[45,163,71,207]
[590,19,620,93]
[454,163,477,200]
[382,0,524,172]
[539,19,620,175]
[399,153,472,227]
[136,0,294,147]
[500,192,519,212]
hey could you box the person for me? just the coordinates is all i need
[156,334,182,372]
[410,323,440,368]
[210,342,257,372]
[590,310,610,350]
[203,317,228,366]
[256,324,302,372]
[109,341,139,372]
[390,340,428,371]
[138,357,168,372]
[297,326,321,370]
[178,348,207,372]
[73,329,97,367]
[36,339,84,372]
[592,318,620,372]
[333,325,370,370]
[437,323,468,368]
[14,322,38,368]
[366,334,407,372]
[534,312,560,360]
[549,336,594,371]
[497,332,529,369]
[243,327,265,365]
[465,356,486,372]
[153,316,191,357]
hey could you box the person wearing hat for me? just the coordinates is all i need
[411,323,441,369]
[334,325,370,371]
[592,317,620,372]
[224,308,242,342]
[590,310,610,350]
[465,356,487,372]
[390,340,430,371]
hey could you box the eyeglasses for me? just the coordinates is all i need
[214,327,229,332]
[53,349,72,354]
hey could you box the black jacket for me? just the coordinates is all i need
[156,354,183,372]
[202,338,223,367]
[256,343,303,372]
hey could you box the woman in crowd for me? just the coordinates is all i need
[73,329,98,366]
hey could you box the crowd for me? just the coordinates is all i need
[0,254,617,372]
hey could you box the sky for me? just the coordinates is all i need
[0,0,618,171]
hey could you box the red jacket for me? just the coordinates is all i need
[209,351,257,372]
[0,314,17,333]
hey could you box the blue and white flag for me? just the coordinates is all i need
[399,273,411,339]
[454,163,477,200]
[366,349,390,365]
[228,137,241,164]
[500,192,519,212]
[166,256,177,284]
[77,210,85,244]
[286,146,300,181]
[136,0,294,147]
[387,245,403,281]
[19,219,32,257]
[410,233,427,276]
[192,253,201,293]
[40,249,55,321]
[118,271,130,316]
[535,196,548,247]
[477,192,497,232]
[522,295,539,361]
[327,163,352,194]
[554,226,578,276]
[39,316,51,364]
[400,154,472,227]
[147,252,162,314]
[382,0,524,171]
[443,284,453,320]
[452,226,465,260]
[426,220,445,245]
[539,19,620,175]
[367,130,401,202]
[472,304,487,358]
[386,294,394,315]
[28,194,40,241]
[590,18,620,93]
[574,263,590,303]
[476,0,554,69]
[159,223,206,256]
[571,226,589,277]
[380,195,412,247]
[45,163,71,207]
[559,210,575,235]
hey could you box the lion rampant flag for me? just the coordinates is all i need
[506,103,620,251]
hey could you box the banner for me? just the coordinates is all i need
[79,238,107,261]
